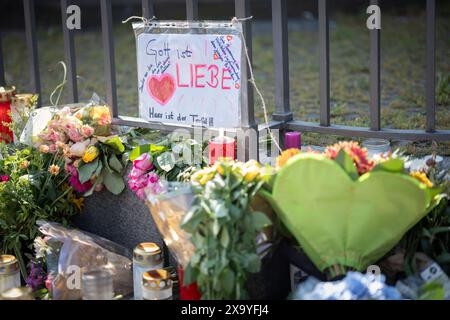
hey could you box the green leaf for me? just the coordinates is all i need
[78,158,99,184]
[183,264,197,286]
[335,149,358,180]
[252,211,272,230]
[108,154,123,173]
[129,144,167,161]
[212,219,220,236]
[156,152,176,172]
[104,136,125,153]
[221,269,235,294]
[103,169,125,195]
[372,158,404,173]
[220,228,230,248]
[246,254,261,273]
[419,282,445,300]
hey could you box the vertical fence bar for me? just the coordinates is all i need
[60,0,78,103]
[23,0,41,106]
[100,0,118,117]
[426,0,436,132]
[319,0,330,127]
[369,0,381,131]
[142,0,155,19]
[235,0,255,129]
[235,0,257,161]
[0,32,5,86]
[271,0,292,123]
[186,0,199,20]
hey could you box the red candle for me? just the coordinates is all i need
[208,136,236,165]
[177,265,201,300]
[0,86,15,143]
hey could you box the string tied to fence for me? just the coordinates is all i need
[231,16,282,153]
[122,15,157,26]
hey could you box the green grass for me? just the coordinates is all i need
[2,12,449,155]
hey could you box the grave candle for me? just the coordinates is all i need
[0,86,16,143]
[208,136,236,165]
[284,131,301,150]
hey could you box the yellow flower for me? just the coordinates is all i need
[82,146,99,163]
[276,148,301,168]
[215,163,226,176]
[48,164,60,176]
[192,167,217,185]
[243,166,260,183]
[68,189,84,211]
[410,171,433,188]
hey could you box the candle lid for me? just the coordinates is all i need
[0,86,16,103]
[142,269,172,291]
[11,93,34,104]
[0,287,33,300]
[210,136,235,144]
[133,242,163,267]
[0,255,19,275]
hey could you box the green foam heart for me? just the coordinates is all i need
[266,153,431,272]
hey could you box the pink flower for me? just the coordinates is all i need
[128,173,149,191]
[128,167,146,180]
[148,172,159,184]
[133,153,153,171]
[1,175,10,182]
[81,125,94,138]
[65,163,76,175]
[49,144,57,154]
[69,169,92,193]
[68,128,83,142]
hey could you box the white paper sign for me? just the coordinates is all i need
[136,30,242,128]
[20,107,55,146]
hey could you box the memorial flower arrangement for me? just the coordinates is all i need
[34,105,127,196]
[260,141,446,277]
[180,158,273,299]
[0,143,81,281]
[127,136,207,199]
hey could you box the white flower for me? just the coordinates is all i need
[69,139,90,157]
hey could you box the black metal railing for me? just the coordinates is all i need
[0,0,448,161]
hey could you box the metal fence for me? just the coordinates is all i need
[0,0,448,160]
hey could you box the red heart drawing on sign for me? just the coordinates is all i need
[147,73,176,105]
[226,35,233,41]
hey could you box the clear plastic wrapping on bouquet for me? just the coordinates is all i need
[144,181,195,267]
[132,20,244,129]
[37,220,132,300]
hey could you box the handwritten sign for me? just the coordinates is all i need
[135,24,242,128]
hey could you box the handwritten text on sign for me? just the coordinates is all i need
[136,32,242,127]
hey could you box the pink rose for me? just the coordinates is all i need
[128,167,146,180]
[68,128,83,142]
[128,173,149,191]
[148,172,159,184]
[81,125,94,138]
[1,175,10,182]
[133,153,153,171]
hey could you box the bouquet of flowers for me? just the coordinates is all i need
[0,144,81,281]
[127,135,206,200]
[260,141,445,277]
[34,104,127,196]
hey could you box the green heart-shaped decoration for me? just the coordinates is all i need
[262,153,432,272]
